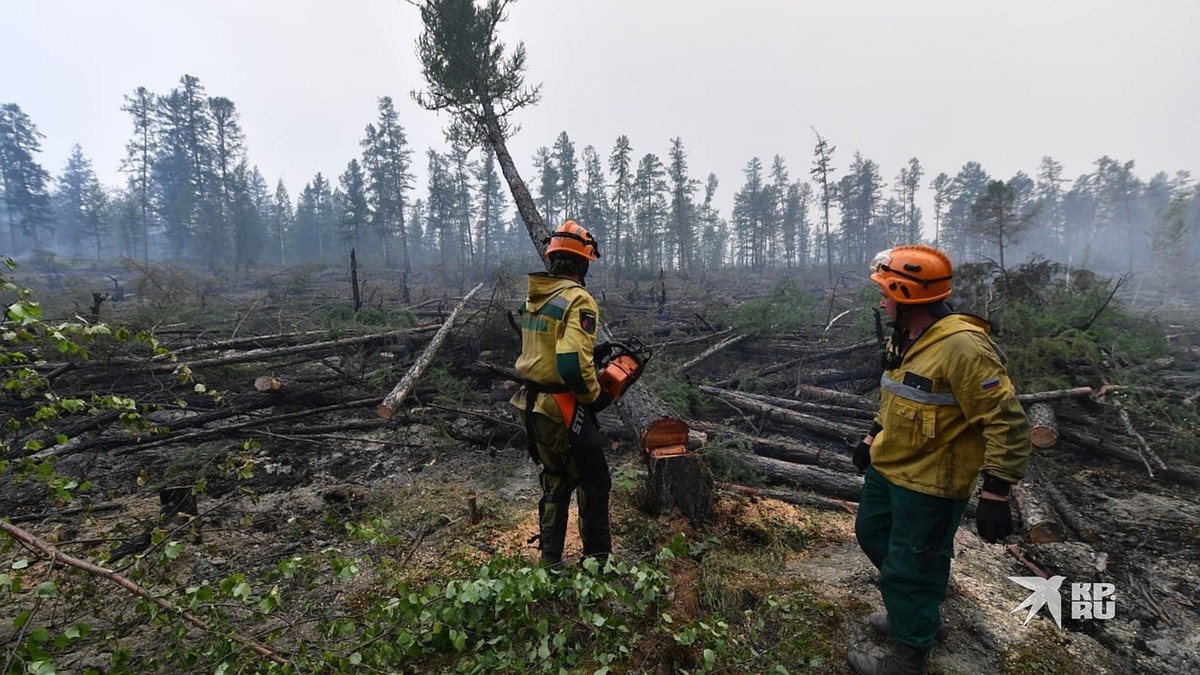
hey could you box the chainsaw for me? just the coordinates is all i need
[595,336,652,402]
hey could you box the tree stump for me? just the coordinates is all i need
[158,486,198,521]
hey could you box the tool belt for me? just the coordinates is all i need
[521,380,573,464]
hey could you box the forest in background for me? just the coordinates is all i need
[2,79,1200,297]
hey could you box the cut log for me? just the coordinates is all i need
[726,451,864,501]
[377,282,484,418]
[254,375,282,392]
[698,385,875,422]
[1016,387,1095,403]
[1013,481,1066,543]
[1026,401,1059,448]
[701,388,860,441]
[690,420,855,472]
[793,384,877,411]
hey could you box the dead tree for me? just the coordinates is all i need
[377,282,484,418]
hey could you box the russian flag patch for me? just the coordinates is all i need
[981,376,1001,391]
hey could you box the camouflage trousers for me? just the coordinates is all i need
[522,410,612,563]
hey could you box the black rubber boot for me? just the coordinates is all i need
[868,611,948,643]
[846,643,929,675]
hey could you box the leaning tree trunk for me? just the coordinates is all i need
[483,106,549,253]
[481,103,714,526]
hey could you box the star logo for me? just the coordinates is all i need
[1008,575,1066,627]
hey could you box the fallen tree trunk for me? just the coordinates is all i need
[1100,383,1167,477]
[1026,402,1060,449]
[1041,478,1098,543]
[673,333,753,376]
[1016,387,1095,403]
[793,384,877,411]
[378,282,484,418]
[702,388,861,442]
[691,421,855,472]
[727,451,864,501]
[1013,480,1066,543]
[698,385,875,422]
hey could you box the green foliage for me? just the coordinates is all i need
[421,361,473,405]
[718,278,815,335]
[640,369,706,417]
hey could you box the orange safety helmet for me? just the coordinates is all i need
[543,220,600,261]
[870,245,953,304]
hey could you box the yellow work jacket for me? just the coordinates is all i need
[871,313,1032,500]
[508,273,604,424]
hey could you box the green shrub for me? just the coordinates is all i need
[719,278,815,335]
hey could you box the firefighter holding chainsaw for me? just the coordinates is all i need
[848,245,1031,675]
[511,220,617,566]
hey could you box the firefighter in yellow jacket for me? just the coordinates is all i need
[848,245,1032,675]
[510,220,613,566]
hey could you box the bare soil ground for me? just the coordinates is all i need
[3,263,1199,674]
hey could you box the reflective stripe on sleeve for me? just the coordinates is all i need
[880,374,959,406]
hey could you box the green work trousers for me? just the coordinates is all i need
[523,410,612,562]
[855,466,967,651]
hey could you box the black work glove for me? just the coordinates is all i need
[852,422,883,473]
[976,497,1014,542]
[976,472,1015,542]
[852,440,871,473]
[585,390,613,414]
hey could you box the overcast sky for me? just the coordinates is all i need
[3,0,1198,224]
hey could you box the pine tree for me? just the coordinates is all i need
[209,96,246,268]
[552,131,579,219]
[474,149,508,269]
[697,173,727,269]
[632,152,667,273]
[837,151,882,266]
[0,103,54,254]
[533,146,560,226]
[268,180,294,265]
[447,138,476,272]
[732,157,767,269]
[579,145,609,251]
[770,155,789,267]
[120,86,157,263]
[810,129,836,283]
[360,96,415,270]
[929,172,950,248]
[338,158,370,252]
[608,135,633,283]
[155,75,215,262]
[294,173,333,261]
[667,137,698,271]
[414,0,546,246]
[56,145,107,259]
[943,162,990,262]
